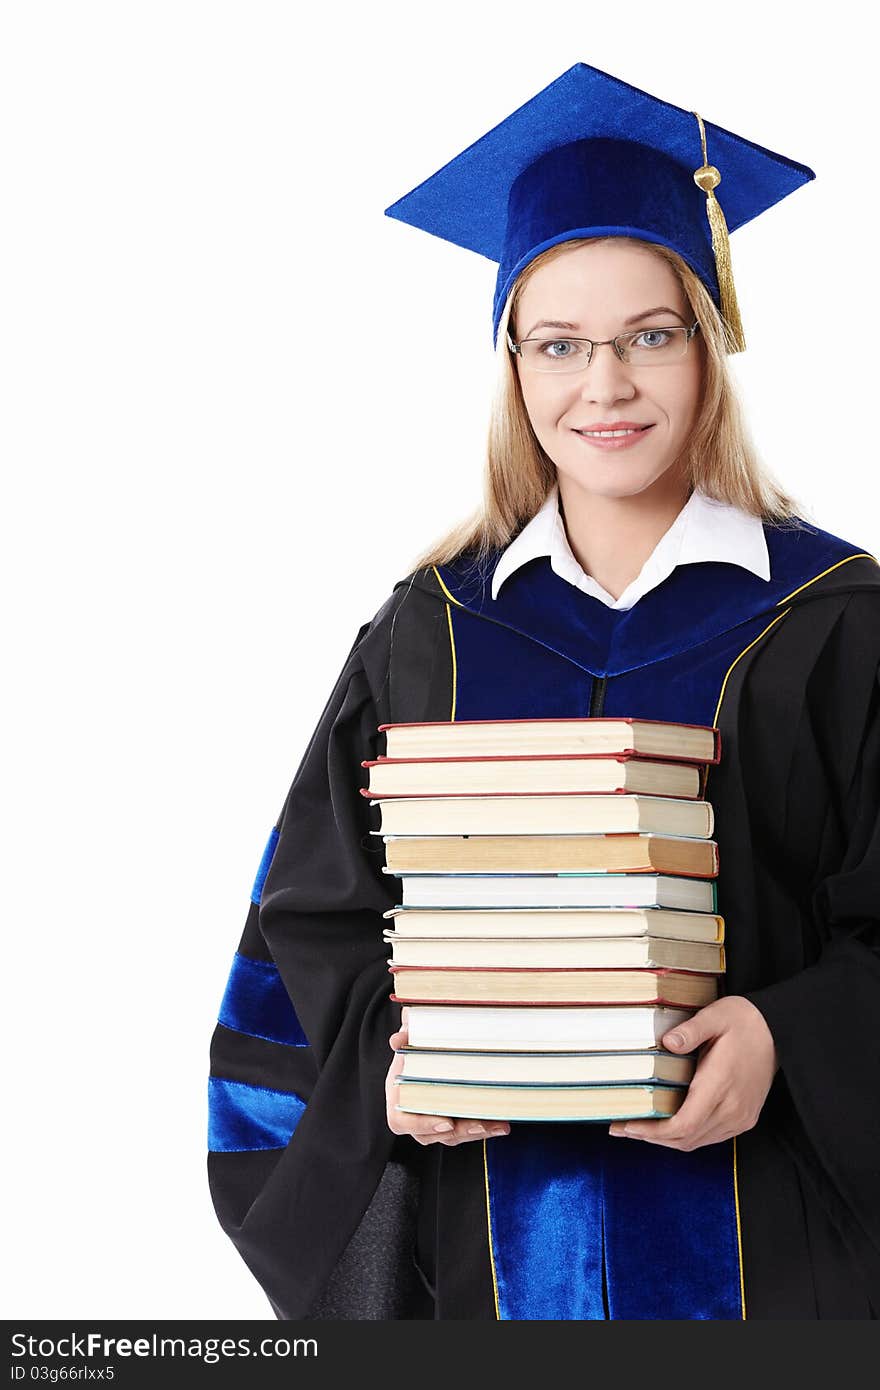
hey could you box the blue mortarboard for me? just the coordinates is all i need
[384,62,815,352]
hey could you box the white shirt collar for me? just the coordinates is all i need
[490,481,771,608]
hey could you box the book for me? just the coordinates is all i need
[382,832,719,878]
[360,753,704,799]
[395,872,718,913]
[379,716,720,763]
[382,906,725,943]
[371,792,715,838]
[388,965,719,1007]
[395,1047,696,1086]
[404,1004,693,1051]
[383,932,725,973]
[394,1079,686,1122]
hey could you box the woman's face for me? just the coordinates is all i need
[512,241,703,502]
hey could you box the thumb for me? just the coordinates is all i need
[388,1023,409,1056]
[662,1003,719,1052]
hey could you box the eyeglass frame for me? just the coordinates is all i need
[506,320,701,370]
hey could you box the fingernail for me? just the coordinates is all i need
[466,1124,487,1135]
[489,1127,509,1137]
[609,1125,627,1137]
[667,1032,685,1048]
[432,1121,454,1133]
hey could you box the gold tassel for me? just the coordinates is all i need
[691,111,746,353]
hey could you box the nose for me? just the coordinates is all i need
[577,341,637,405]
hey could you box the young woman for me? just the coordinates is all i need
[208,64,880,1320]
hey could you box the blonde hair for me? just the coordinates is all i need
[407,235,804,573]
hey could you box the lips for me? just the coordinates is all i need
[574,424,654,436]
[572,423,656,452]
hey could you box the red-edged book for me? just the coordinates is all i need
[360,752,710,800]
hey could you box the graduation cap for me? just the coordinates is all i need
[384,62,816,352]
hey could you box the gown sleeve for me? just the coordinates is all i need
[207,606,424,1319]
[743,645,880,1297]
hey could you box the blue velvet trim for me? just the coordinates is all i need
[488,1123,606,1318]
[437,519,866,684]
[602,1131,741,1318]
[494,223,717,350]
[250,825,280,904]
[486,1126,740,1319]
[208,1075,306,1152]
[218,951,308,1048]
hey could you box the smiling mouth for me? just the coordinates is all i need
[573,425,654,438]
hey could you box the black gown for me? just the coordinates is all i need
[208,515,880,1319]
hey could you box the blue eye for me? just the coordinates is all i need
[539,340,584,358]
[633,329,672,348]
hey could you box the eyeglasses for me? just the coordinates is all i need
[507,321,701,372]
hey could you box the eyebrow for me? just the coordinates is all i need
[523,306,687,337]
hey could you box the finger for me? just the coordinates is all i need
[392,1115,453,1144]
[388,1023,409,1055]
[430,1119,512,1145]
[392,1108,511,1145]
[659,1089,763,1151]
[661,1000,725,1054]
[621,1026,740,1143]
[609,1082,719,1145]
[387,1026,409,1082]
[421,1117,512,1146]
[457,1118,511,1141]
[385,1028,512,1143]
[610,1097,713,1144]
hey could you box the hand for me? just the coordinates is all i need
[385,1006,511,1147]
[608,995,779,1151]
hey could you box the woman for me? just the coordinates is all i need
[208,63,880,1319]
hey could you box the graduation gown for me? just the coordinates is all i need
[208,515,880,1320]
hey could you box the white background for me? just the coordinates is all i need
[2,1,877,1318]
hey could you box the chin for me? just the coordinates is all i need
[583,481,661,501]
[557,459,675,500]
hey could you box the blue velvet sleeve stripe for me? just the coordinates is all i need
[218,952,308,1047]
[208,1075,307,1152]
[250,826,280,904]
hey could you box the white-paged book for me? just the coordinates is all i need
[404,1004,694,1052]
[381,905,725,942]
[382,931,725,972]
[378,717,719,763]
[362,754,702,799]
[395,1046,696,1085]
[370,793,715,838]
[393,872,717,913]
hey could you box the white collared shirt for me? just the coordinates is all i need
[490,482,771,609]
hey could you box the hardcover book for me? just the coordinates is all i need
[389,964,719,1007]
[382,831,719,878]
[378,715,720,763]
[403,1003,694,1051]
[361,753,705,799]
[394,1079,687,1122]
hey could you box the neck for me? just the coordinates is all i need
[556,470,692,601]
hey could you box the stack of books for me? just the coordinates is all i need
[360,717,725,1123]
